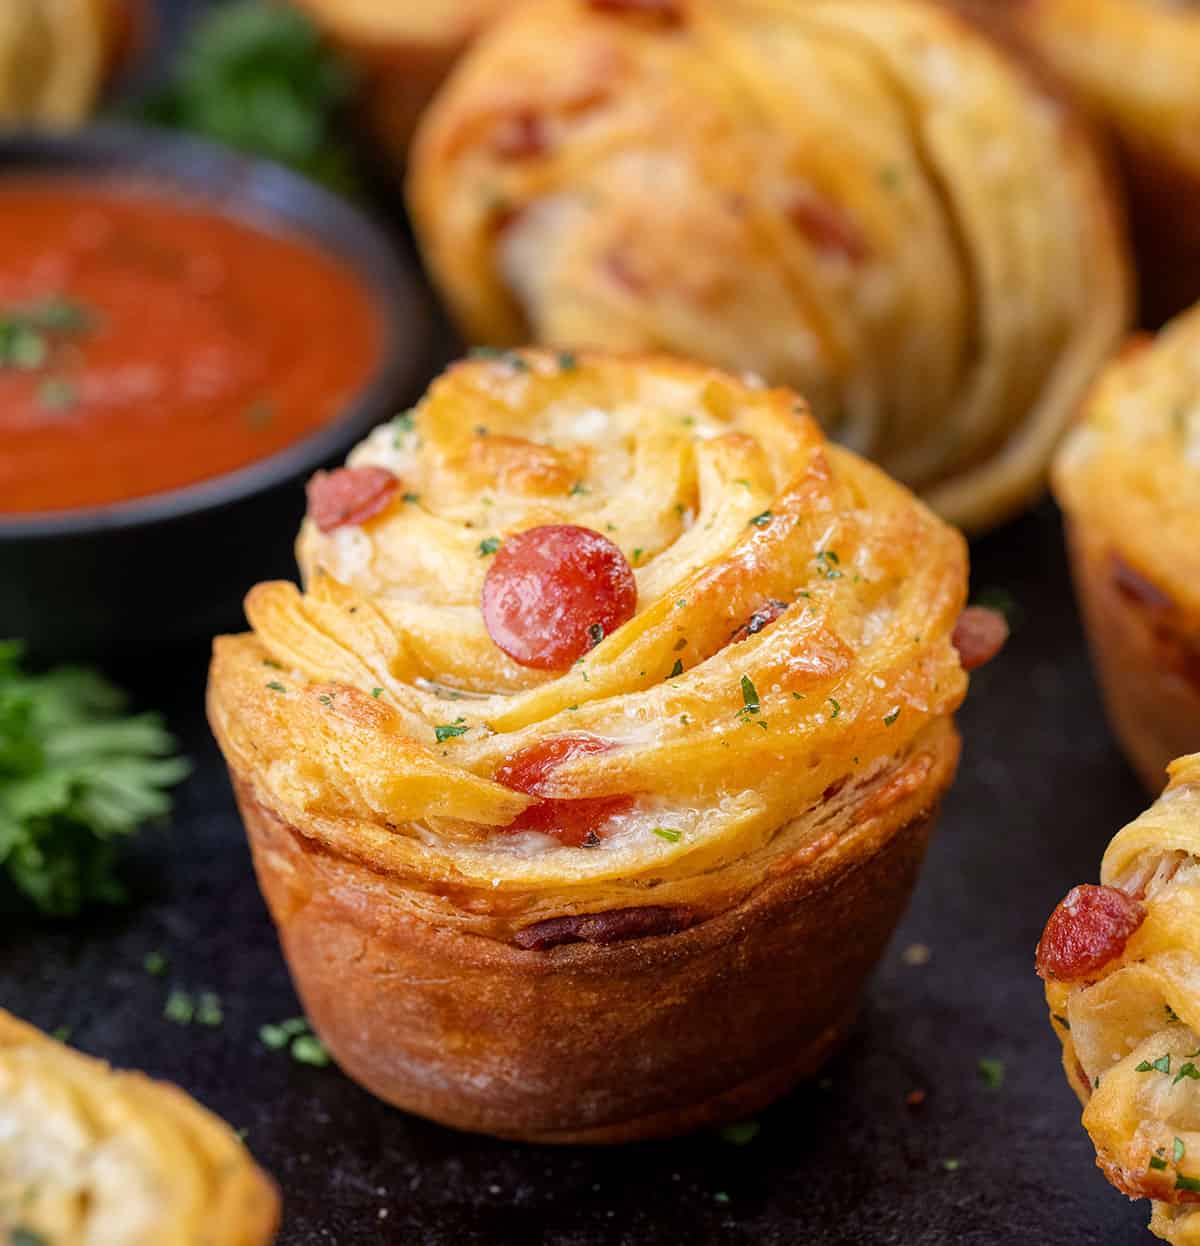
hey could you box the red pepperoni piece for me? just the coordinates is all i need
[729,600,789,644]
[1035,884,1145,982]
[482,524,637,670]
[786,188,869,263]
[952,606,1009,672]
[495,733,632,847]
[306,466,398,534]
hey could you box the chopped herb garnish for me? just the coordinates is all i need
[1173,1061,1200,1085]
[11,1229,49,1246]
[471,345,528,371]
[402,492,420,504]
[669,659,683,678]
[144,950,169,977]
[827,697,841,719]
[883,707,900,726]
[569,480,589,496]
[652,827,682,843]
[371,687,383,698]
[792,691,806,700]
[391,410,415,434]
[674,503,687,517]
[713,1192,731,1205]
[37,376,77,411]
[262,658,283,669]
[675,599,687,609]
[720,1120,760,1146]
[164,989,195,1025]
[1137,1054,1172,1075]
[478,537,501,557]
[632,547,644,564]
[749,510,772,528]
[557,350,578,370]
[942,1158,961,1173]
[1151,1155,1169,1171]
[434,718,468,743]
[978,1057,1005,1090]
[739,674,760,716]
[1167,1003,1181,1024]
[196,991,224,1028]
[291,1034,330,1067]
[318,693,333,707]
[265,680,287,693]
[1177,1138,1187,1163]
[816,549,842,579]
[588,622,605,648]
[51,1026,71,1043]
[1178,1175,1200,1193]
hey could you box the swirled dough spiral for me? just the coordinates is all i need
[406,0,1130,532]
[210,349,969,942]
[0,1010,279,1246]
[1042,757,1200,1245]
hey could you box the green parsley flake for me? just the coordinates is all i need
[164,990,195,1025]
[557,351,578,370]
[1178,1175,1200,1193]
[1151,1155,1169,1171]
[978,1057,1005,1090]
[1137,1054,1172,1075]
[391,410,415,434]
[51,1026,71,1043]
[11,1229,49,1246]
[144,950,169,977]
[669,659,683,678]
[749,510,772,528]
[1177,1138,1187,1164]
[569,480,589,496]
[632,547,644,564]
[883,707,900,726]
[371,687,383,698]
[588,622,605,648]
[196,992,224,1028]
[1167,1003,1181,1024]
[827,697,841,719]
[942,1158,961,1173]
[402,492,420,504]
[816,549,842,579]
[434,718,468,743]
[720,1120,760,1146]
[478,537,501,557]
[713,1192,731,1206]
[260,1023,290,1050]
[265,680,287,693]
[1173,1061,1200,1085]
[652,827,682,843]
[739,674,760,716]
[291,1034,331,1067]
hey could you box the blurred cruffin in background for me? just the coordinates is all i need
[0,0,142,126]
[288,0,516,155]
[403,0,1131,535]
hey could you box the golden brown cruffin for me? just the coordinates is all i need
[406,0,1132,534]
[0,1009,280,1244]
[1038,756,1200,1246]
[0,0,135,126]
[207,348,994,1142]
[288,0,515,155]
[971,0,1200,323]
[1053,304,1200,793]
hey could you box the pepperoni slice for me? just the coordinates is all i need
[952,606,1008,672]
[786,188,869,264]
[1035,884,1145,982]
[306,466,398,534]
[729,600,789,644]
[495,733,632,847]
[482,524,637,669]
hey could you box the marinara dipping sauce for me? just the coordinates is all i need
[0,180,383,513]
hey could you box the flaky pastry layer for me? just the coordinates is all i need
[407,0,1130,531]
[0,1010,279,1246]
[208,350,969,942]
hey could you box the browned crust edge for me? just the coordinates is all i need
[1064,518,1200,792]
[233,774,948,1143]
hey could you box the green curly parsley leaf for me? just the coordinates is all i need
[0,641,189,917]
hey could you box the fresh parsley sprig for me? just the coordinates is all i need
[0,641,190,916]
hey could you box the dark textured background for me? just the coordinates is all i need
[0,2,1155,1242]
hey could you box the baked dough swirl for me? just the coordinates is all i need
[209,349,985,1141]
[1039,756,1200,1245]
[1054,303,1200,791]
[0,1010,279,1245]
[407,0,1131,533]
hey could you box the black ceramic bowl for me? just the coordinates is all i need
[0,125,431,660]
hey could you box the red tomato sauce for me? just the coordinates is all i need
[0,180,383,514]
